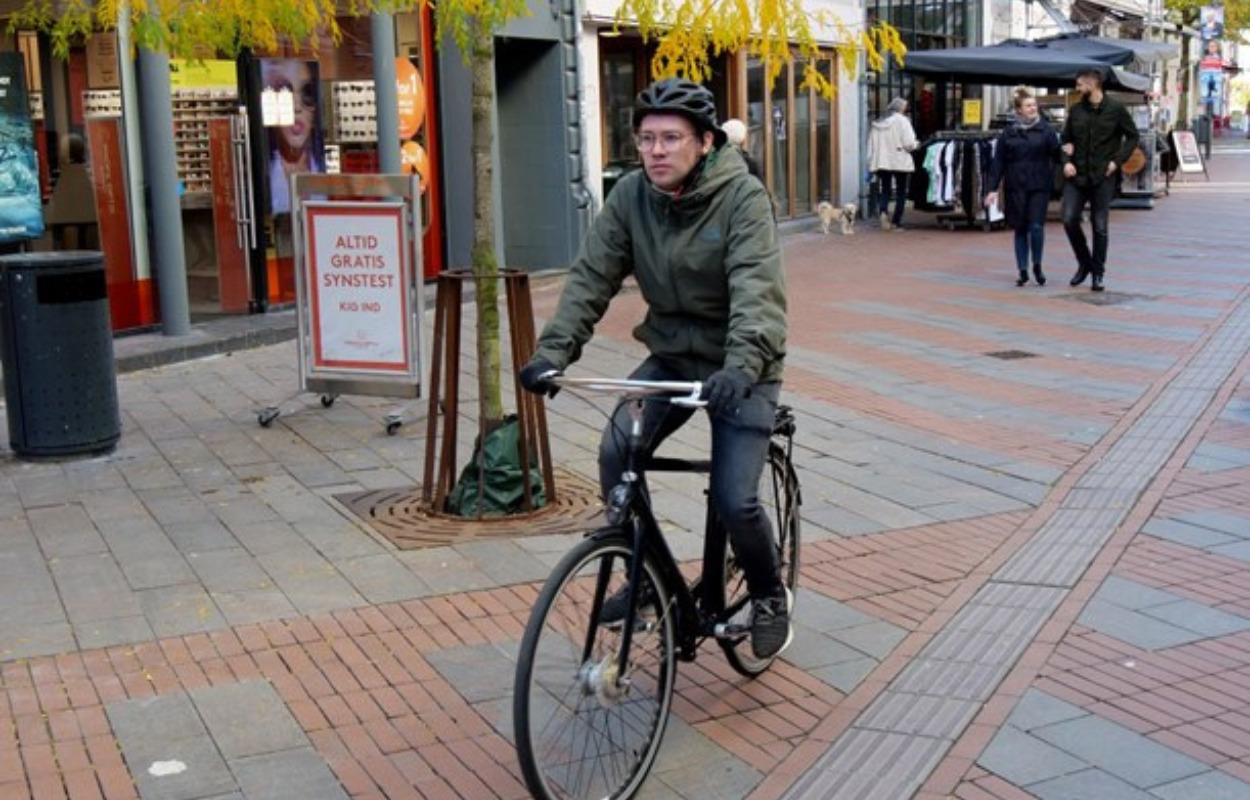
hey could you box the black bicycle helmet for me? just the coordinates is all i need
[633,78,727,146]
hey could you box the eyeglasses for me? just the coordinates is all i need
[634,132,694,152]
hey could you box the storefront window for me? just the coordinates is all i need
[770,62,789,217]
[602,49,637,163]
[746,58,767,176]
[793,61,811,214]
[866,0,973,138]
[815,58,833,204]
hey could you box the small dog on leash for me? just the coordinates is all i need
[817,201,858,236]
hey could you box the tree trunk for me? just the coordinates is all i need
[470,23,504,424]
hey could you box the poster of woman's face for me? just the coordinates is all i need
[260,59,325,215]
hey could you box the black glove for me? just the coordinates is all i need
[703,368,753,416]
[519,358,561,398]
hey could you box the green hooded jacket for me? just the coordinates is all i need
[533,144,786,383]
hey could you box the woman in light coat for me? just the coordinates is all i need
[867,97,918,230]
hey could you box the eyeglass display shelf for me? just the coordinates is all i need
[172,87,238,196]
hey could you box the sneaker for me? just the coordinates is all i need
[879,213,892,231]
[750,588,794,659]
[599,583,655,627]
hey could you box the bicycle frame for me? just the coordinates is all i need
[592,395,730,670]
[513,374,800,800]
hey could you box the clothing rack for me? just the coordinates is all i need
[914,132,1006,231]
[927,130,999,140]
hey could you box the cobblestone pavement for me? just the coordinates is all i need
[2,144,1249,800]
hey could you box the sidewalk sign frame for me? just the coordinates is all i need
[257,173,424,432]
[1170,130,1208,179]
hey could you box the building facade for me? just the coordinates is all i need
[581,0,866,219]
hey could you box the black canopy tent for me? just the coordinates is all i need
[899,34,1176,212]
[900,34,1160,92]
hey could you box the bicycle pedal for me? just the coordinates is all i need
[714,622,749,640]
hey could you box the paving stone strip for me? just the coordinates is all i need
[107,680,347,800]
[783,295,1250,799]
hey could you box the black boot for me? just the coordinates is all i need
[1091,273,1104,292]
[1069,267,1089,287]
[1016,270,1029,287]
[1033,265,1046,286]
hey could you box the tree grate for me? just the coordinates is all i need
[336,467,604,550]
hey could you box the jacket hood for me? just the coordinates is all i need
[647,143,748,208]
[871,114,904,130]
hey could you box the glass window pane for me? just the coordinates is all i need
[601,51,636,164]
[815,59,833,204]
[771,64,789,217]
[747,57,767,178]
[793,61,811,213]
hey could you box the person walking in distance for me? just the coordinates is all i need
[518,78,793,660]
[1060,68,1139,292]
[867,97,918,231]
[984,88,1062,287]
[721,118,764,181]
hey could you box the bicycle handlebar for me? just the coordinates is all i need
[542,373,706,407]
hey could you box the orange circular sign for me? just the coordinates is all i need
[401,141,429,193]
[396,58,426,141]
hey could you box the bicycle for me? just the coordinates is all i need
[512,375,801,800]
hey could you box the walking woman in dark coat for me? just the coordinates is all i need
[984,89,1062,286]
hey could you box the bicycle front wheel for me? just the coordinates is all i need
[720,442,802,677]
[514,532,676,800]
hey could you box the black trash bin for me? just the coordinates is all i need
[0,251,121,457]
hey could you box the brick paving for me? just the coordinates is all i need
[2,143,1250,799]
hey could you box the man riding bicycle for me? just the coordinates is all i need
[519,77,791,659]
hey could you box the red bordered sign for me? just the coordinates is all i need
[304,202,412,373]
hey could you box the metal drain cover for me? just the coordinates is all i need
[1065,291,1149,305]
[986,349,1038,360]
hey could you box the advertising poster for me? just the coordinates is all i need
[259,59,325,215]
[1199,6,1224,42]
[396,57,431,194]
[305,203,411,373]
[0,52,45,244]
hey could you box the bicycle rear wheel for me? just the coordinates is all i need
[720,442,801,676]
[514,532,676,800]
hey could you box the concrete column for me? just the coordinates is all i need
[136,47,191,335]
[371,13,401,174]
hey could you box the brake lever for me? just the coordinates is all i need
[671,381,706,408]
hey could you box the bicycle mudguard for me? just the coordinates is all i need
[582,525,627,542]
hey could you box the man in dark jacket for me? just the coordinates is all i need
[1060,68,1140,292]
[518,78,791,659]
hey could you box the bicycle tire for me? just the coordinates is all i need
[719,443,802,677]
[514,532,677,800]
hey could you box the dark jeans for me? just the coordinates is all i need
[598,356,783,601]
[1013,224,1045,273]
[1062,179,1115,276]
[877,170,910,226]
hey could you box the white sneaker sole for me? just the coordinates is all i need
[752,587,795,659]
